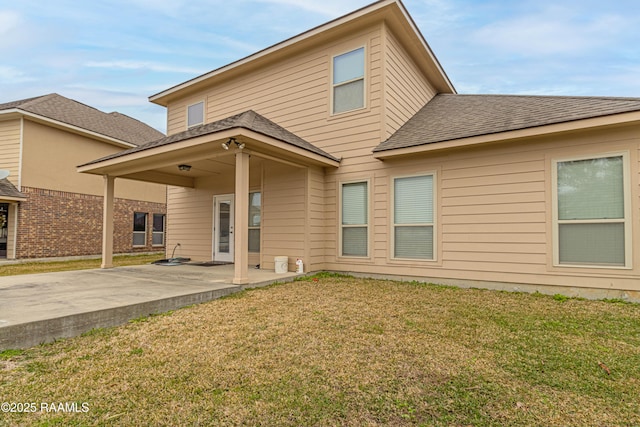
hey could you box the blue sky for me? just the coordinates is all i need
[2,0,639,133]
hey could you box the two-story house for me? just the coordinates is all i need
[80,0,640,300]
[0,93,167,260]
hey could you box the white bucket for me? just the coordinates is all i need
[274,256,288,273]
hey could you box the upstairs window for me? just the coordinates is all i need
[187,101,204,128]
[333,47,365,114]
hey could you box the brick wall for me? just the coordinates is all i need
[15,187,166,259]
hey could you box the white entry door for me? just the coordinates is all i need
[213,194,234,263]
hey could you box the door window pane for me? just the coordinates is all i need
[218,201,230,253]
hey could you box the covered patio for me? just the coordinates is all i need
[78,110,339,284]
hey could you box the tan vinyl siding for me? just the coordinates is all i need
[0,119,22,186]
[166,185,217,261]
[165,26,386,161]
[323,125,640,293]
[21,120,166,203]
[261,163,306,271]
[306,166,326,271]
[383,26,436,139]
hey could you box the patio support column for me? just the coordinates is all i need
[233,151,250,284]
[101,175,115,269]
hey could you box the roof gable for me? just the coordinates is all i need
[0,94,164,146]
[375,94,640,152]
[149,0,454,105]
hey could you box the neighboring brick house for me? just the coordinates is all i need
[0,93,167,260]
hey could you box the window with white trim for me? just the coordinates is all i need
[341,181,368,257]
[554,154,629,267]
[187,101,204,128]
[133,212,147,247]
[152,214,166,246]
[332,47,365,114]
[248,192,261,253]
[393,175,434,260]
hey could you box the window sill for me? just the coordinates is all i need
[327,105,369,121]
[552,263,631,270]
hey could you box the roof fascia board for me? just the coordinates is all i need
[385,2,455,93]
[78,128,242,175]
[373,111,640,159]
[240,128,341,167]
[0,109,137,149]
[78,127,339,176]
[0,195,27,202]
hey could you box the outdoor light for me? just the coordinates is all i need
[178,164,192,171]
[222,137,244,150]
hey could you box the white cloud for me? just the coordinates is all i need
[472,6,630,56]
[0,66,33,83]
[0,10,21,34]
[85,60,206,75]
[0,10,24,49]
[253,0,366,17]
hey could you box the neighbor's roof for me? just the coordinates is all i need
[0,178,26,200]
[0,94,164,146]
[81,109,339,167]
[375,94,640,152]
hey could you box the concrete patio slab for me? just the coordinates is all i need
[0,264,300,350]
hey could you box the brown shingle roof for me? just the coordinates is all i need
[0,178,26,200]
[375,94,640,152]
[81,110,339,166]
[0,94,164,146]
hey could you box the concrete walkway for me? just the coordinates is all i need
[0,264,299,350]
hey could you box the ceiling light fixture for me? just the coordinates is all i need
[178,164,192,171]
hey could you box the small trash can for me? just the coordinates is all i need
[274,256,288,273]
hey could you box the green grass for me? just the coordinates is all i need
[1,276,639,426]
[0,253,163,276]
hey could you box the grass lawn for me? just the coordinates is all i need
[1,275,638,426]
[0,253,163,276]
